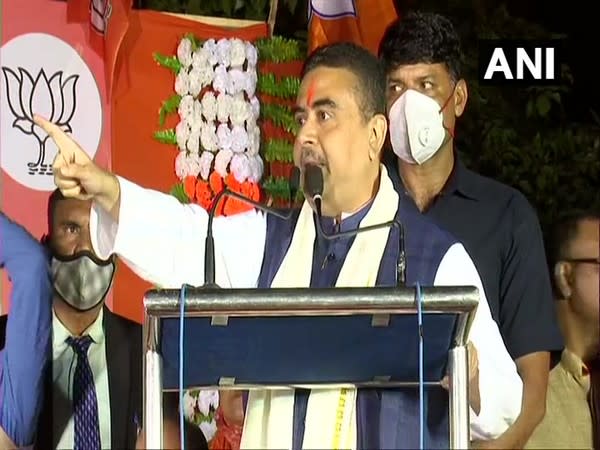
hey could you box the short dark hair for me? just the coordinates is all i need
[546,209,600,294]
[302,42,386,121]
[379,11,463,82]
[547,209,600,266]
[46,188,66,237]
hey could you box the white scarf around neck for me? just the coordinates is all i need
[240,165,400,449]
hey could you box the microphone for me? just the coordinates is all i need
[203,171,301,287]
[304,166,406,286]
[303,164,324,211]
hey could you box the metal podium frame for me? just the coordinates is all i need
[142,285,478,449]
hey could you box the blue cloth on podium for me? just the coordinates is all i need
[257,199,457,449]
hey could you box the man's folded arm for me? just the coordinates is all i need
[89,176,267,289]
[0,213,53,448]
[435,243,523,440]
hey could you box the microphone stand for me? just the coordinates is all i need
[203,172,300,287]
[305,165,406,286]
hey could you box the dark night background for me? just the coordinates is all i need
[489,0,598,120]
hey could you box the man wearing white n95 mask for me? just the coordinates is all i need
[379,11,563,449]
[388,88,455,165]
[35,42,520,449]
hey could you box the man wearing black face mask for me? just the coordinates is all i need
[33,189,142,450]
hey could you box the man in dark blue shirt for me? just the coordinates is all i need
[0,213,53,448]
[379,11,564,448]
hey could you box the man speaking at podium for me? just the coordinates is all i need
[36,42,521,449]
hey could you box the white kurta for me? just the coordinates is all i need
[90,176,523,440]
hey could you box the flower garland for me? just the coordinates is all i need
[155,35,264,216]
[154,35,304,208]
[182,389,219,442]
[151,32,305,444]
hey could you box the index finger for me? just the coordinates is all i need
[33,114,77,154]
[33,114,59,136]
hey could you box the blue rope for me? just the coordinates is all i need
[179,284,186,450]
[416,282,425,450]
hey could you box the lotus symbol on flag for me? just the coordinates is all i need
[1,67,79,175]
[309,0,357,18]
[90,0,112,34]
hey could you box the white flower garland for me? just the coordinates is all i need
[182,389,219,442]
[172,36,266,440]
[174,37,264,185]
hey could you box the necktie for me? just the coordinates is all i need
[67,335,101,450]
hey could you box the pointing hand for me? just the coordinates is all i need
[34,114,121,217]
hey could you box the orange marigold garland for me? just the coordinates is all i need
[184,172,261,216]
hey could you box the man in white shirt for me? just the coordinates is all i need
[37,42,521,448]
[34,190,142,450]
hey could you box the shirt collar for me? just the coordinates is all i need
[52,307,105,350]
[562,349,591,389]
[318,200,372,235]
[439,155,480,200]
[384,150,480,201]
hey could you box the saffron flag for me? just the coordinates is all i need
[308,0,398,55]
[62,0,132,96]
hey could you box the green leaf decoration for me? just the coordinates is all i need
[255,36,304,63]
[154,129,177,145]
[257,73,300,99]
[262,176,305,202]
[170,182,190,203]
[158,94,182,126]
[153,52,182,74]
[262,176,292,200]
[260,103,299,134]
[182,33,204,50]
[263,139,293,163]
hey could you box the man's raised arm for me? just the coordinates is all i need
[34,114,267,290]
[0,213,53,448]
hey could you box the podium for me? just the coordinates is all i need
[142,285,478,449]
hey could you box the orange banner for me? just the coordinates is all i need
[308,0,398,55]
[109,10,267,322]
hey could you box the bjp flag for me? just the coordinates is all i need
[308,0,399,55]
[61,0,132,95]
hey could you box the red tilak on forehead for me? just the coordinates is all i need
[306,80,317,106]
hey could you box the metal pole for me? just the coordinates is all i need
[144,349,163,448]
[144,315,163,448]
[448,345,470,449]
